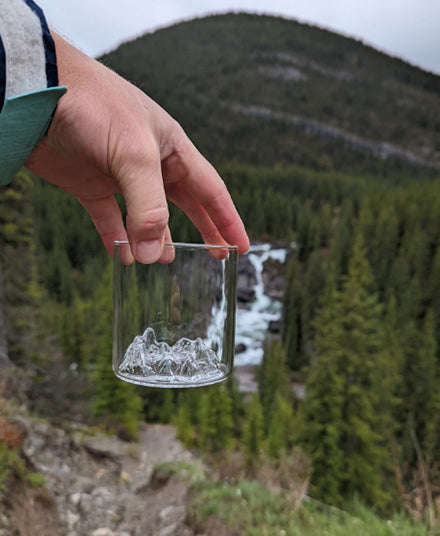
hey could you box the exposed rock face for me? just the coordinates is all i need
[262,257,286,301]
[268,319,282,334]
[237,247,287,304]
[231,103,439,169]
[237,254,257,304]
[8,420,200,536]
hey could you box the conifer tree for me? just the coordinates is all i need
[301,249,326,361]
[257,340,291,433]
[370,201,399,295]
[419,310,440,463]
[297,234,396,508]
[59,294,87,369]
[198,385,234,452]
[225,375,244,437]
[283,259,305,370]
[295,267,346,506]
[157,389,175,423]
[400,309,438,464]
[242,393,264,466]
[265,391,296,459]
[329,198,354,276]
[174,403,195,447]
[380,296,403,432]
[336,232,395,508]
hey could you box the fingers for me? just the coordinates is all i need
[165,182,226,244]
[161,140,249,253]
[79,195,134,265]
[166,182,232,260]
[117,143,170,264]
[158,226,176,264]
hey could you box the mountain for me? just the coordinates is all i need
[101,12,440,178]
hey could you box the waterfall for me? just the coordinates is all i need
[234,243,287,367]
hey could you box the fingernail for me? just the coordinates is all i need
[135,240,162,263]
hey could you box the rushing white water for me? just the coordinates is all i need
[234,243,288,367]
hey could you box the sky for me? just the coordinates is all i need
[37,0,440,75]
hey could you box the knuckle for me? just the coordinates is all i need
[140,206,169,232]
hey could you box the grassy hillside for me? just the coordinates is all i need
[101,12,440,178]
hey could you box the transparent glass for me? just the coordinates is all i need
[113,241,238,388]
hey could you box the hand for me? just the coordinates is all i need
[25,33,249,264]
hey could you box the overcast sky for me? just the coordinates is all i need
[37,0,440,75]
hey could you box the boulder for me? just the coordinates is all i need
[268,320,282,334]
[237,255,257,303]
[235,343,247,354]
[262,257,286,300]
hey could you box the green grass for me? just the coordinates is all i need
[152,460,205,486]
[0,440,45,501]
[187,479,435,536]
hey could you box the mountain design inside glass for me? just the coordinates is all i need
[118,327,226,386]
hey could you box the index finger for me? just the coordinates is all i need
[162,141,250,253]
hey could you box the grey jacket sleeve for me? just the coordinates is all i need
[0,0,66,185]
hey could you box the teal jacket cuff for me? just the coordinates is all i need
[0,85,67,186]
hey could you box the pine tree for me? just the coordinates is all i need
[257,340,291,433]
[295,267,346,506]
[59,294,87,369]
[265,391,296,459]
[336,232,395,508]
[301,249,327,362]
[283,258,305,370]
[380,296,403,433]
[158,390,175,423]
[225,375,244,437]
[420,310,440,463]
[400,309,438,464]
[297,234,397,508]
[370,201,399,295]
[329,198,355,276]
[174,404,195,447]
[198,384,234,452]
[242,393,264,467]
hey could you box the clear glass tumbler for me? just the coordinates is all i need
[113,241,238,388]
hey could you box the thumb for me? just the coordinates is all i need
[119,152,169,264]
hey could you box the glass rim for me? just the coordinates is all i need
[114,240,238,251]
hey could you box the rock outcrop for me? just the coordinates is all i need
[2,418,201,536]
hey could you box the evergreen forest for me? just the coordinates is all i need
[1,12,440,534]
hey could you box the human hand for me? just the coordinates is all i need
[25,33,249,264]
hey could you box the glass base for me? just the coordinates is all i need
[113,368,229,388]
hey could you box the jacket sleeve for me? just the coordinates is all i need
[0,0,67,186]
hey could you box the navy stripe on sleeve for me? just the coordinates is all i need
[0,35,5,110]
[23,0,59,87]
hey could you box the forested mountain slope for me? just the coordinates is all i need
[101,12,440,177]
